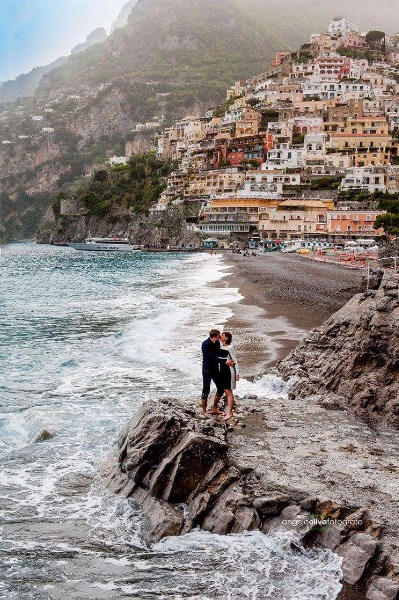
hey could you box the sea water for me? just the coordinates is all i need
[0,243,342,599]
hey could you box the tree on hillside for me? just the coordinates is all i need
[365,31,386,51]
[374,214,399,236]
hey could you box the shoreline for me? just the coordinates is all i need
[221,251,363,377]
[216,252,398,599]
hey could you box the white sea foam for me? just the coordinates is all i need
[0,245,342,599]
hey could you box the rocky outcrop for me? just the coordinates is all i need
[278,271,399,428]
[101,397,399,598]
[71,28,107,55]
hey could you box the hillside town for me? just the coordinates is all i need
[150,17,399,245]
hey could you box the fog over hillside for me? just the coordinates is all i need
[2,0,396,87]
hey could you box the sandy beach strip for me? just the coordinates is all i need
[221,251,363,376]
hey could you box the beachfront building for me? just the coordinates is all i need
[258,199,333,241]
[327,209,386,239]
[198,197,276,237]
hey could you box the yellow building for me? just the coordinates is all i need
[184,170,245,199]
[234,108,261,137]
[258,199,334,240]
[325,116,393,166]
[325,115,389,136]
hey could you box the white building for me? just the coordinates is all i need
[340,166,386,193]
[32,115,43,121]
[42,127,54,133]
[264,143,306,170]
[328,17,359,38]
[107,155,127,166]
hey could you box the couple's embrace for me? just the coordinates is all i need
[201,328,239,421]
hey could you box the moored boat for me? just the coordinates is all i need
[68,236,140,252]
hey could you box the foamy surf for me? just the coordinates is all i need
[0,244,342,599]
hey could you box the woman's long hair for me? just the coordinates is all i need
[222,331,232,345]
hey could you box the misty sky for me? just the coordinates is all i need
[1,0,398,83]
[0,0,127,82]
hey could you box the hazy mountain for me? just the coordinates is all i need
[0,57,68,104]
[71,28,107,55]
[110,0,139,33]
[0,27,107,104]
[38,0,399,101]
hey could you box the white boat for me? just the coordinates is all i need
[280,240,304,253]
[68,236,140,252]
[281,240,334,253]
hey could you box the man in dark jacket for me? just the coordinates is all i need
[201,328,234,416]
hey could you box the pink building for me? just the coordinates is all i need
[327,210,386,238]
[342,32,367,50]
[272,52,291,67]
[316,56,350,80]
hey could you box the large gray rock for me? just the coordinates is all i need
[337,532,378,585]
[366,576,399,600]
[101,397,398,598]
[278,272,399,427]
[149,430,227,503]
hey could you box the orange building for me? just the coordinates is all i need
[327,210,386,238]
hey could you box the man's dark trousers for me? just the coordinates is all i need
[201,368,223,400]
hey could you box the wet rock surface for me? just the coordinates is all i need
[278,271,399,428]
[101,395,399,598]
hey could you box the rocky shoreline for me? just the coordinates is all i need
[101,396,399,599]
[101,253,399,599]
[279,269,399,429]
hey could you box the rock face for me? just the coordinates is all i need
[101,397,399,597]
[278,271,399,428]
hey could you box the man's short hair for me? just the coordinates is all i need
[209,329,220,339]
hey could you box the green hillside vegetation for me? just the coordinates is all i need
[0,190,53,242]
[374,194,399,235]
[54,152,173,222]
[39,0,292,111]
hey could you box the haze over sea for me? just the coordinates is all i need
[1,243,342,599]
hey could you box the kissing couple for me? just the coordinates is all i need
[201,328,239,421]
